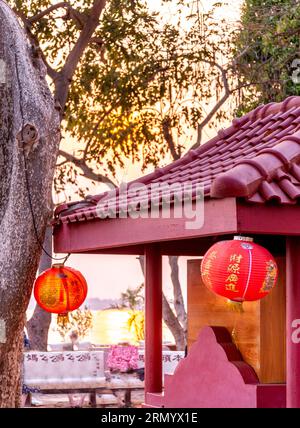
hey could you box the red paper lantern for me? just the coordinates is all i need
[34,264,88,314]
[201,237,278,303]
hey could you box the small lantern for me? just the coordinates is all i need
[34,265,88,318]
[201,237,278,304]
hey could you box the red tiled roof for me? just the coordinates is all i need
[55,96,300,224]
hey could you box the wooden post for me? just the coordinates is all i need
[286,237,300,408]
[144,245,163,396]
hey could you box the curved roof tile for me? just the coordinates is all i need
[211,131,300,198]
[55,96,300,223]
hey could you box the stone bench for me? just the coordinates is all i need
[23,349,185,407]
[24,350,109,407]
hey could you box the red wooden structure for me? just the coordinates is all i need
[145,326,286,408]
[54,96,300,408]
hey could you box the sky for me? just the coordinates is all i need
[29,0,243,318]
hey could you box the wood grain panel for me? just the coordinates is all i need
[187,258,286,382]
[260,256,286,383]
[187,259,260,373]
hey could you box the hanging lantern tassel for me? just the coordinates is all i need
[231,327,239,349]
[226,299,244,313]
[57,312,70,327]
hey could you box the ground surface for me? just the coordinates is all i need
[26,390,144,408]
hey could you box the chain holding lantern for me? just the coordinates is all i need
[201,236,278,311]
[34,264,88,325]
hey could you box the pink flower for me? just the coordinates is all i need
[107,345,138,372]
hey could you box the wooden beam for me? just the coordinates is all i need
[78,246,145,255]
[53,198,237,253]
[237,203,300,235]
[144,245,162,395]
[80,237,227,256]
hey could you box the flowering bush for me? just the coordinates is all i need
[107,345,139,373]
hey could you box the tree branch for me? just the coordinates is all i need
[162,294,186,350]
[90,36,104,46]
[58,149,116,187]
[162,117,180,161]
[56,159,68,167]
[28,2,71,23]
[62,7,87,30]
[28,2,87,31]
[193,92,231,150]
[168,256,187,329]
[13,8,58,81]
[191,61,231,150]
[190,76,282,152]
[137,255,186,350]
[55,0,107,110]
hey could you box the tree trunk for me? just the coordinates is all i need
[162,294,186,350]
[138,255,186,350]
[168,256,187,330]
[0,2,60,407]
[27,226,53,351]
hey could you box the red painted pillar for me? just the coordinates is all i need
[144,245,162,396]
[286,237,300,408]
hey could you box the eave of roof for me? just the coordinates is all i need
[55,96,300,225]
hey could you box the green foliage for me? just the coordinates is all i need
[9,0,234,196]
[56,306,93,341]
[127,310,144,341]
[65,0,231,172]
[233,0,300,115]
[120,283,144,311]
[119,283,145,341]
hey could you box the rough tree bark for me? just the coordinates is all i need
[22,0,107,352]
[162,294,186,350]
[168,256,187,328]
[0,2,60,406]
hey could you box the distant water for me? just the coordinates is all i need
[27,309,174,346]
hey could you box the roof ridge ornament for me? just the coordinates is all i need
[211,128,300,199]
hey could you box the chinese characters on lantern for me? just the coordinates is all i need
[201,250,217,289]
[225,254,243,293]
[201,239,278,303]
[34,265,88,315]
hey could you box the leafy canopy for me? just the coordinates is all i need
[56,306,93,341]
[233,0,300,115]
[10,1,235,196]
